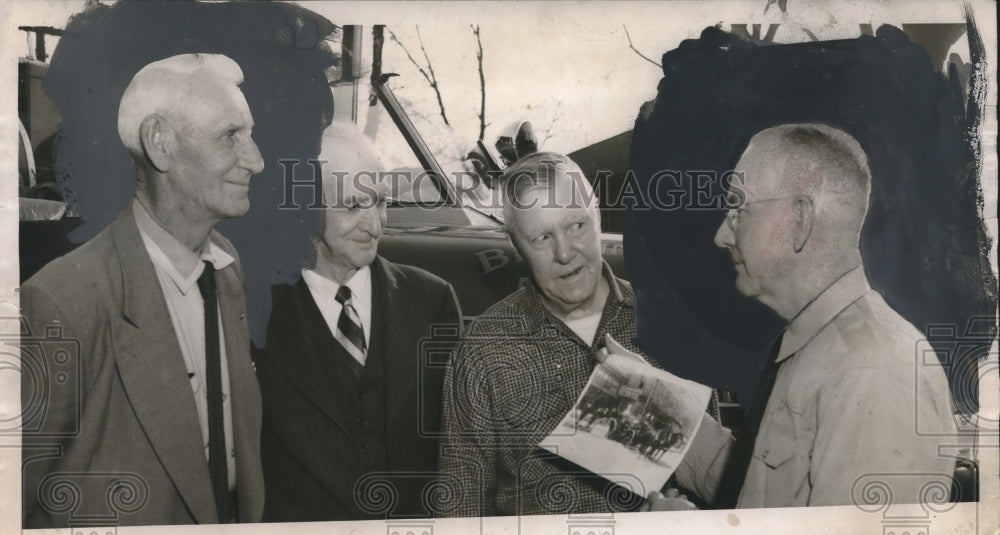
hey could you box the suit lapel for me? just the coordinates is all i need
[267,279,355,436]
[108,205,218,524]
[373,257,420,421]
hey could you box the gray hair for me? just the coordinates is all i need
[753,123,872,213]
[117,53,244,157]
[500,152,598,228]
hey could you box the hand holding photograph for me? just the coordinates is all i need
[542,334,713,498]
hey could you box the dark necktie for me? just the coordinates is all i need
[715,333,785,508]
[334,285,367,365]
[196,261,230,523]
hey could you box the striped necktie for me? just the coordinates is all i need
[334,285,367,365]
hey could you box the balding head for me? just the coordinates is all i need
[118,53,245,160]
[714,123,873,319]
[743,123,872,231]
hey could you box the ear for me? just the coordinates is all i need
[792,195,815,253]
[139,115,173,173]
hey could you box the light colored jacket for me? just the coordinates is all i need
[21,202,264,526]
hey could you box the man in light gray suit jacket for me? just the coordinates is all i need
[21,53,266,527]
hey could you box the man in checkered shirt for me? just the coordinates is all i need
[438,153,724,516]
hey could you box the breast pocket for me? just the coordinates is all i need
[754,401,810,507]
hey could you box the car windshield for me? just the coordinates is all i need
[332,31,502,225]
[331,22,663,232]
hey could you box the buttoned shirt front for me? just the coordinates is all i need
[736,266,957,507]
[133,199,237,490]
[301,266,373,365]
[440,263,675,517]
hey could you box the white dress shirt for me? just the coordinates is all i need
[133,199,237,490]
[302,266,373,366]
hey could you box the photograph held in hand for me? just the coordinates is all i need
[542,333,713,504]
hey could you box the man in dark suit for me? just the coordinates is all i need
[255,119,462,521]
[21,54,266,526]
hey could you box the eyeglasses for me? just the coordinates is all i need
[723,196,794,230]
[723,189,854,229]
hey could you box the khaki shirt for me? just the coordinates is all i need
[679,267,958,507]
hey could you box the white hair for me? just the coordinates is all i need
[117,53,244,157]
[318,118,384,174]
[500,152,599,231]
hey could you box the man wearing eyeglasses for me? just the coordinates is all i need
[695,122,958,507]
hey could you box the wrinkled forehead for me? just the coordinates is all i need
[509,179,600,234]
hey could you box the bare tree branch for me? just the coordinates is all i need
[387,27,450,126]
[472,24,486,141]
[387,29,428,83]
[538,101,562,147]
[415,26,450,127]
[623,25,661,68]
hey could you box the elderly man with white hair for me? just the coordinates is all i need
[21,53,266,526]
[254,119,462,521]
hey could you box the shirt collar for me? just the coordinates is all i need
[776,265,871,362]
[301,265,372,304]
[133,198,235,295]
[519,260,633,335]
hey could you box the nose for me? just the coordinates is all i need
[552,233,576,265]
[714,213,734,248]
[240,136,265,174]
[357,205,384,237]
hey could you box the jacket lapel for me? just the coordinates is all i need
[266,279,355,436]
[108,205,218,524]
[373,257,421,421]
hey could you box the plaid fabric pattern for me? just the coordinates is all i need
[438,262,651,517]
